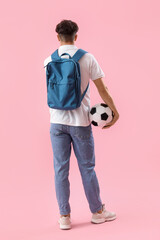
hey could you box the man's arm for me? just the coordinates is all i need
[93,77,119,128]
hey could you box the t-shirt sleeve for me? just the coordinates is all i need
[89,54,105,81]
[44,55,52,72]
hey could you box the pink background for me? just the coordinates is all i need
[1,0,160,239]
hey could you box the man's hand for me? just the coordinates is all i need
[102,111,119,129]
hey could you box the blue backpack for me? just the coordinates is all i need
[45,48,89,110]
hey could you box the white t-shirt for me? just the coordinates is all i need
[44,44,105,126]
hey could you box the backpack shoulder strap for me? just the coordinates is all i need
[81,82,89,102]
[72,49,88,62]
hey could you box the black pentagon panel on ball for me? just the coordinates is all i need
[91,121,98,126]
[101,103,108,108]
[101,113,108,120]
[90,107,96,115]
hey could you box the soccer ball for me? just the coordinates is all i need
[89,103,114,128]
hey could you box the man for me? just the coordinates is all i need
[44,19,119,230]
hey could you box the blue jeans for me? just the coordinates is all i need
[49,123,103,215]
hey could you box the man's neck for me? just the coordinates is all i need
[60,42,75,46]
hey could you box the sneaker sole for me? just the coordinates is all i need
[91,215,117,224]
[59,225,71,230]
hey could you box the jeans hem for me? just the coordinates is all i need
[60,212,71,215]
[91,204,103,213]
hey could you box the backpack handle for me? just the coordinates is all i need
[60,53,72,59]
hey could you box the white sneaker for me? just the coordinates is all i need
[91,203,116,224]
[58,215,71,230]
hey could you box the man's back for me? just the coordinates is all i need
[44,44,105,126]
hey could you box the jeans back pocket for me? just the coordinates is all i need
[50,123,63,136]
[75,124,92,140]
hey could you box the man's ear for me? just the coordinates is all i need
[75,34,78,41]
[57,34,60,41]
